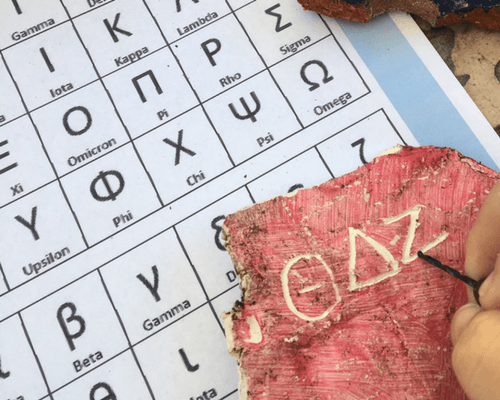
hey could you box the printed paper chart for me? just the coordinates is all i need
[0,1,486,399]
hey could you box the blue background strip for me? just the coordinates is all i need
[337,14,497,170]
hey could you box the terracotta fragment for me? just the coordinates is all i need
[222,146,499,400]
[298,0,500,30]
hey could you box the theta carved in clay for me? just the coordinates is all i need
[281,254,341,322]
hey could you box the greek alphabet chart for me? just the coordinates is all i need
[1,1,500,399]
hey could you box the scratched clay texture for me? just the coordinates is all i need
[222,146,499,400]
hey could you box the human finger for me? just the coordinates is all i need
[477,254,500,309]
[450,302,481,345]
[452,310,500,400]
[465,183,500,282]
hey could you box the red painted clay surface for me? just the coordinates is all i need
[223,146,499,400]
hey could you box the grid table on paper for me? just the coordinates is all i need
[0,1,412,399]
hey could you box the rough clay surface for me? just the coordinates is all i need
[298,0,500,30]
[222,146,499,400]
[451,23,500,130]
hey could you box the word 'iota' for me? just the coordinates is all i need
[190,388,217,400]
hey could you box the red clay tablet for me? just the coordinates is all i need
[222,146,499,400]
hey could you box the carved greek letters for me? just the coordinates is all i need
[383,205,449,264]
[282,254,341,321]
[348,227,400,291]
[300,60,333,92]
[281,206,450,318]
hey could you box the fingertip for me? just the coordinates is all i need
[478,253,500,309]
[451,303,481,345]
[464,183,500,280]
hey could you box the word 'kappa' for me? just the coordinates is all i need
[223,146,499,400]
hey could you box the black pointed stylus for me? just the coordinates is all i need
[417,251,486,306]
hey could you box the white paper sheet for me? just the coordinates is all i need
[0,1,499,399]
